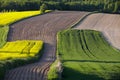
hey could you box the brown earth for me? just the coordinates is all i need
[74,13,120,49]
[4,11,88,80]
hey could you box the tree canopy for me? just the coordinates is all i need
[0,0,119,13]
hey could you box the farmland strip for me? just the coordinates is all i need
[5,11,88,80]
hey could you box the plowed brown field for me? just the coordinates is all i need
[74,13,120,49]
[4,11,88,80]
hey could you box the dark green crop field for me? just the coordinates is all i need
[58,29,120,80]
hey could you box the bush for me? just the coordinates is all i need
[40,3,48,13]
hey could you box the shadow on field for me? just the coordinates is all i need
[62,67,104,80]
[110,73,120,80]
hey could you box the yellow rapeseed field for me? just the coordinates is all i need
[0,11,40,26]
[0,40,43,60]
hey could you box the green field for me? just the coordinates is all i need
[58,29,120,80]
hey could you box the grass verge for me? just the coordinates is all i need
[47,60,59,80]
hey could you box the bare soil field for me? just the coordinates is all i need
[5,11,88,80]
[74,13,120,49]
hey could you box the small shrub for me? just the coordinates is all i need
[40,3,48,14]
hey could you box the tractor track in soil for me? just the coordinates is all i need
[4,11,88,80]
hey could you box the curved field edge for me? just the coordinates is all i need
[0,10,52,79]
[4,11,88,80]
[0,11,40,47]
[57,29,120,80]
[47,12,96,80]
[74,13,120,50]
[0,10,52,47]
[0,40,43,80]
[0,10,52,76]
[70,11,98,29]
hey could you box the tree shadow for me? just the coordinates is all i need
[62,67,104,80]
[110,72,120,80]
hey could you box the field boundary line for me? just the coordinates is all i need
[70,11,98,29]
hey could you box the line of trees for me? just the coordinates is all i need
[0,0,120,13]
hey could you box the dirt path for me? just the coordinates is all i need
[4,11,88,80]
[74,13,120,49]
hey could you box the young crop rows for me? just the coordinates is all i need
[58,29,120,80]
[4,11,88,80]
